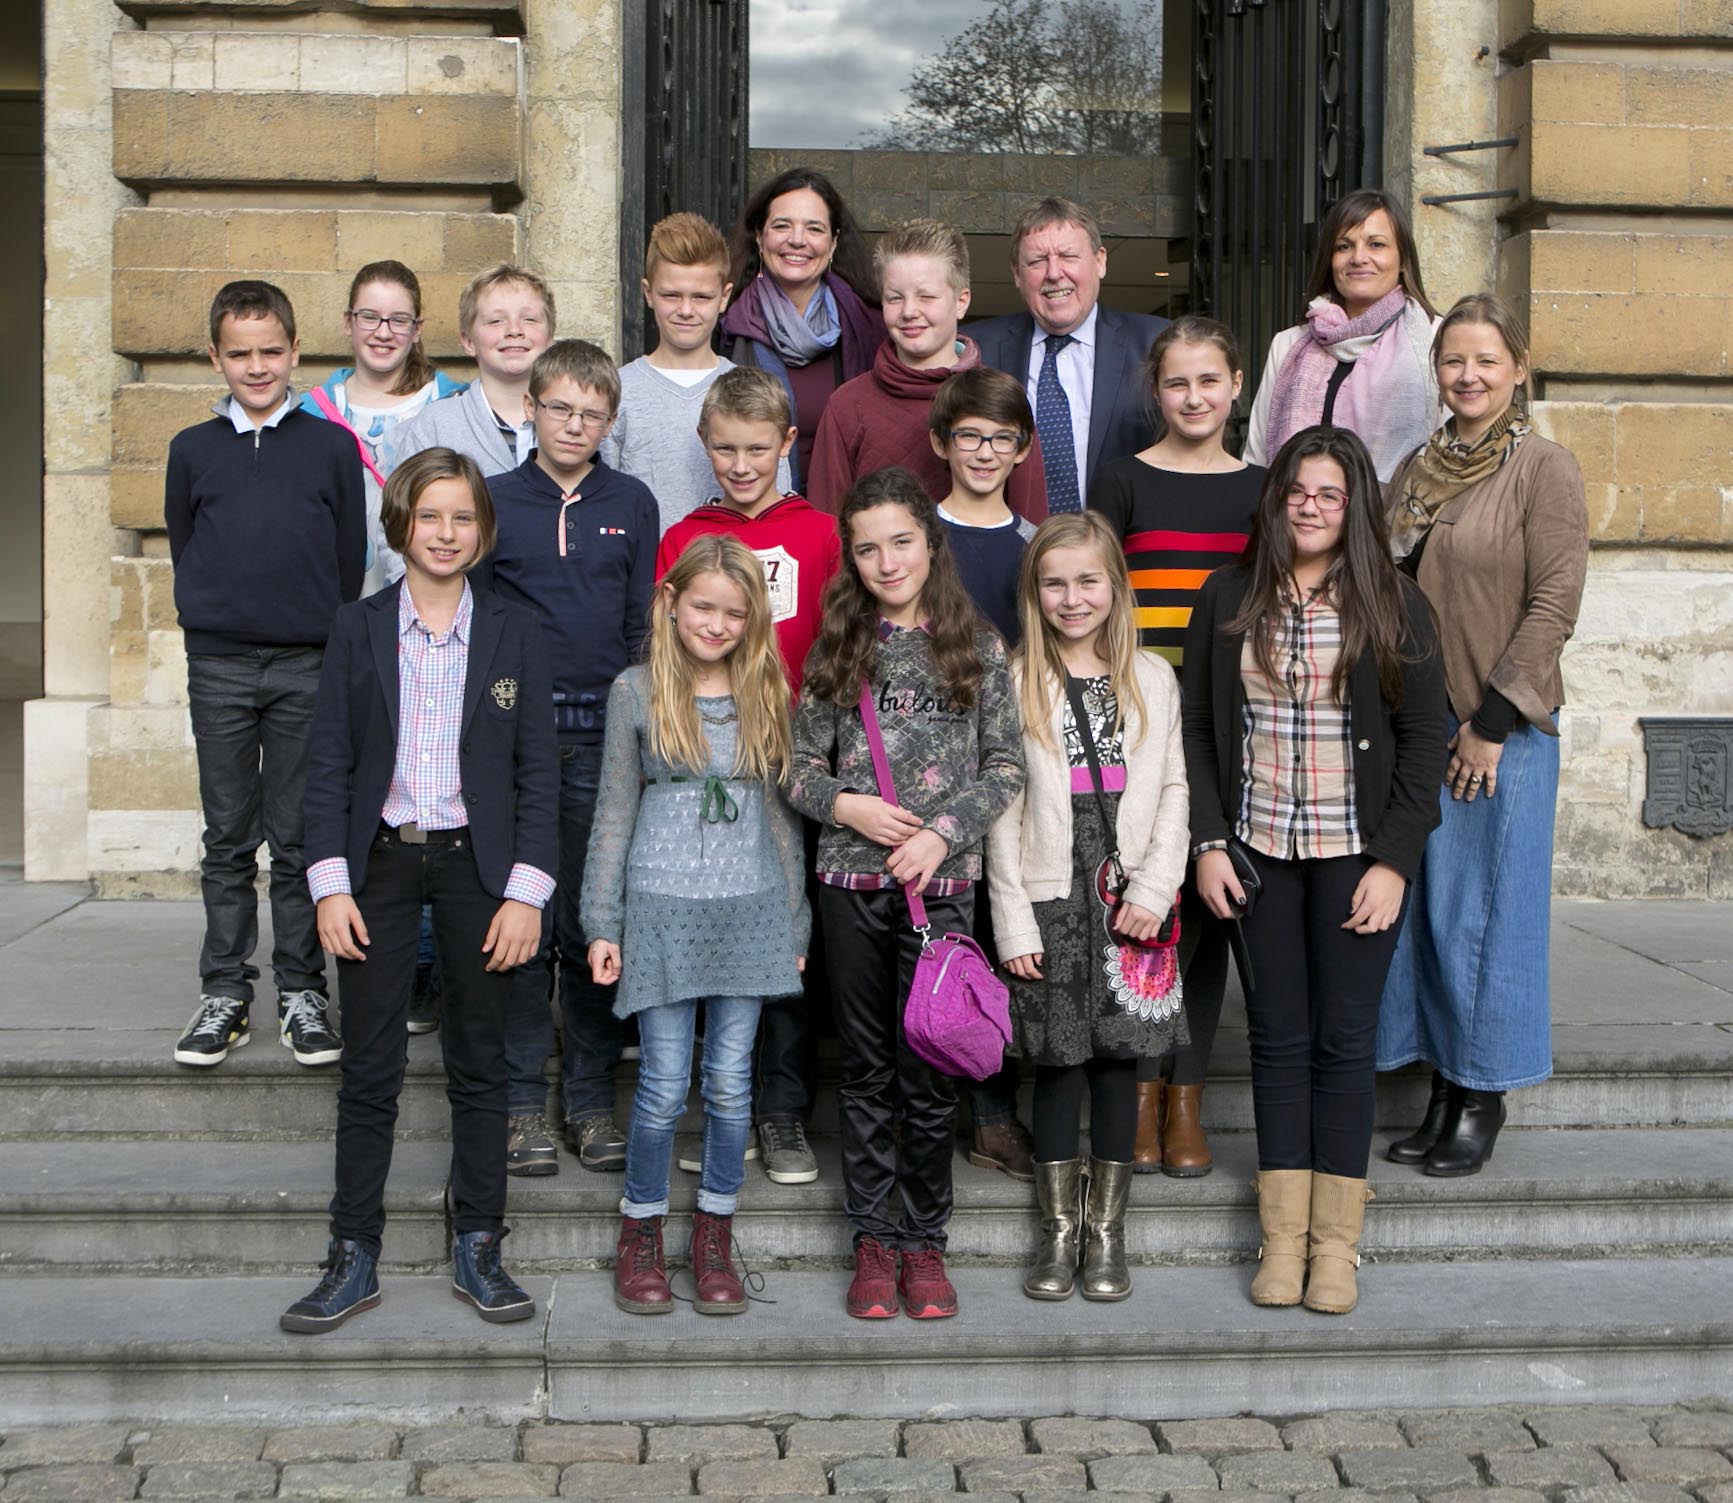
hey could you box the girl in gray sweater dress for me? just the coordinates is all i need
[582,536,809,1318]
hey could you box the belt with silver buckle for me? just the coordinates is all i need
[384,821,461,846]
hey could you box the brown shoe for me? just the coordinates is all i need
[968,1118,1035,1182]
[613,1215,672,1315]
[1133,1081,1164,1174]
[1161,1083,1213,1178]
[690,1210,747,1315]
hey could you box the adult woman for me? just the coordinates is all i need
[722,168,884,491]
[1183,426,1446,1314]
[1244,191,1441,481]
[1376,294,1588,1176]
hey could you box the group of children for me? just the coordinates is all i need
[165,198,1432,1337]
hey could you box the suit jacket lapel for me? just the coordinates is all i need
[462,592,503,735]
[367,586,402,739]
[1087,307,1137,481]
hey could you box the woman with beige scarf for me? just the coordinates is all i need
[1376,294,1589,1177]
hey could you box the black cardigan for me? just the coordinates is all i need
[1179,566,1448,880]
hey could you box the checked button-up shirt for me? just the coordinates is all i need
[307,581,554,907]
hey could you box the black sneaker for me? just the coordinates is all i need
[173,995,250,1067]
[278,990,342,1067]
[281,1238,380,1334]
[506,1112,560,1177]
[407,962,441,1035]
[569,1114,627,1171]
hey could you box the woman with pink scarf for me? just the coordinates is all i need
[721,168,886,494]
[1244,191,1442,482]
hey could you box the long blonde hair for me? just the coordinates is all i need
[647,535,792,783]
[1014,512,1147,750]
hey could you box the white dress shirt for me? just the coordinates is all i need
[1022,301,1099,496]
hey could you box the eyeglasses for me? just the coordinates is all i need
[535,399,611,429]
[1284,484,1349,512]
[949,428,1023,455]
[348,309,420,334]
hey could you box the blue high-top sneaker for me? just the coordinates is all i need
[281,1238,380,1333]
[452,1229,535,1323]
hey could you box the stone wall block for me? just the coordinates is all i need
[335,212,445,275]
[442,213,521,272]
[407,36,521,96]
[1634,233,1733,297]
[1508,0,1686,43]
[521,0,618,101]
[1613,405,1733,489]
[1687,129,1733,208]
[89,745,200,810]
[226,209,340,273]
[23,698,97,882]
[522,101,617,278]
[111,32,173,92]
[43,301,127,473]
[1528,293,1727,378]
[48,126,133,297]
[1627,64,1733,128]
[1531,123,1693,206]
[111,90,169,180]
[114,209,229,274]
[1530,59,1626,124]
[1525,230,1636,294]
[1640,486,1728,544]
[374,96,522,186]
[211,32,301,92]
[113,385,221,468]
[298,34,408,95]
[111,471,166,532]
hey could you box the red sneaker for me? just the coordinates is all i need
[846,1235,899,1319]
[898,1244,958,1319]
[613,1215,672,1315]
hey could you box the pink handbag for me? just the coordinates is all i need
[857,683,1012,1081]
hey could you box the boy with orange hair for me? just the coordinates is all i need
[602,212,789,533]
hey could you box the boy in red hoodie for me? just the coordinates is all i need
[655,368,840,695]
[806,219,1048,523]
[656,366,841,1187]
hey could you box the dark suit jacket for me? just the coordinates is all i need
[970,302,1169,492]
[1179,566,1448,880]
[304,581,560,901]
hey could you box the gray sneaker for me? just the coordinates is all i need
[506,1112,559,1177]
[677,1137,761,1174]
[569,1114,627,1172]
[757,1121,819,1185]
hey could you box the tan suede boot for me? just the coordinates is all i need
[1249,1169,1312,1307]
[1303,1173,1374,1314]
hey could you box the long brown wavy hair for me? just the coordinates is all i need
[1229,426,1416,707]
[803,467,985,709]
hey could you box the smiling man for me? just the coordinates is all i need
[972,198,1169,512]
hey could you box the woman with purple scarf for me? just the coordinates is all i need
[722,168,885,492]
[1244,190,1442,482]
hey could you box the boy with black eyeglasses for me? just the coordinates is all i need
[471,340,659,1180]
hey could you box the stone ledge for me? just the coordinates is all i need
[112,30,519,95]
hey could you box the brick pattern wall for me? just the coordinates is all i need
[1500,0,1733,896]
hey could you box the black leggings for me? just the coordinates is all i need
[1239,848,1406,1178]
[1032,1057,1139,1162]
[1139,881,1231,1087]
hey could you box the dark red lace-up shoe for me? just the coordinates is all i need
[898,1244,958,1319]
[613,1214,672,1315]
[845,1234,899,1319]
[690,1209,748,1315]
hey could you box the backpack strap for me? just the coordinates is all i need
[856,680,930,933]
[309,386,389,489]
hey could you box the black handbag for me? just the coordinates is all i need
[1221,840,1262,996]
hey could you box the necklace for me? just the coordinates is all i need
[699,706,737,727]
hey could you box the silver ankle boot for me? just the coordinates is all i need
[1023,1159,1084,1300]
[1081,1158,1133,1301]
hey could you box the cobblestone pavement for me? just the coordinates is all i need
[1,1403,1730,1501]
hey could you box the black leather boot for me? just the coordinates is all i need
[1387,1071,1456,1165]
[1423,1088,1507,1177]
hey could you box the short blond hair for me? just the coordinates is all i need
[874,219,970,293]
[457,263,556,338]
[700,367,792,436]
[644,212,731,283]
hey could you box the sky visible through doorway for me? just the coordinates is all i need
[750,0,1160,151]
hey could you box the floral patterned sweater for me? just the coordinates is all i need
[789,622,1025,884]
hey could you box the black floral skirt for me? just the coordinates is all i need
[1009,792,1190,1068]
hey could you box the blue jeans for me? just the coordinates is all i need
[503,739,621,1117]
[623,996,762,1218]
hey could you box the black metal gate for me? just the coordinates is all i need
[620,0,750,360]
[1191,0,1385,396]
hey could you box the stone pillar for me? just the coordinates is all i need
[1497,0,1733,896]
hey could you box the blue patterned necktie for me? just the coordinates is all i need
[1037,332,1080,513]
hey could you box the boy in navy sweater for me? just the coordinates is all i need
[472,340,659,1176]
[165,280,366,1071]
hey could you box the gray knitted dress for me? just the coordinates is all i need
[581,665,811,1019]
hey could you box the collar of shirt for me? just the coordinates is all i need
[876,616,933,641]
[398,578,474,647]
[216,392,297,434]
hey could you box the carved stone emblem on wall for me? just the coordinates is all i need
[1641,717,1733,837]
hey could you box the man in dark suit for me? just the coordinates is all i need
[970,197,1169,511]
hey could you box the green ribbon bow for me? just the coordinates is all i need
[699,774,739,825]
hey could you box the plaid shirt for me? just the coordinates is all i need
[307,582,554,907]
[1233,586,1364,862]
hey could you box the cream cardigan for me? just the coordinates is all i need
[987,652,1190,964]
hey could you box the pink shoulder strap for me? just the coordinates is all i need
[856,681,930,930]
[309,387,389,490]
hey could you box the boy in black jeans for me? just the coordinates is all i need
[165,280,365,1071]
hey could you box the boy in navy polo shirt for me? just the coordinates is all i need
[165,280,365,1072]
[473,340,659,1176]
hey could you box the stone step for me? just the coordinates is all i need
[4,1128,1730,1274]
[3,1257,1729,1425]
[6,1021,1733,1140]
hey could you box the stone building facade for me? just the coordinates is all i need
[18,0,1733,897]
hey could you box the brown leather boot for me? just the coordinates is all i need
[1132,1081,1164,1174]
[689,1210,747,1315]
[1161,1083,1213,1178]
[613,1215,672,1315]
[969,1119,1035,1182]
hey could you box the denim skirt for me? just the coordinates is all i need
[1376,716,1560,1092]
